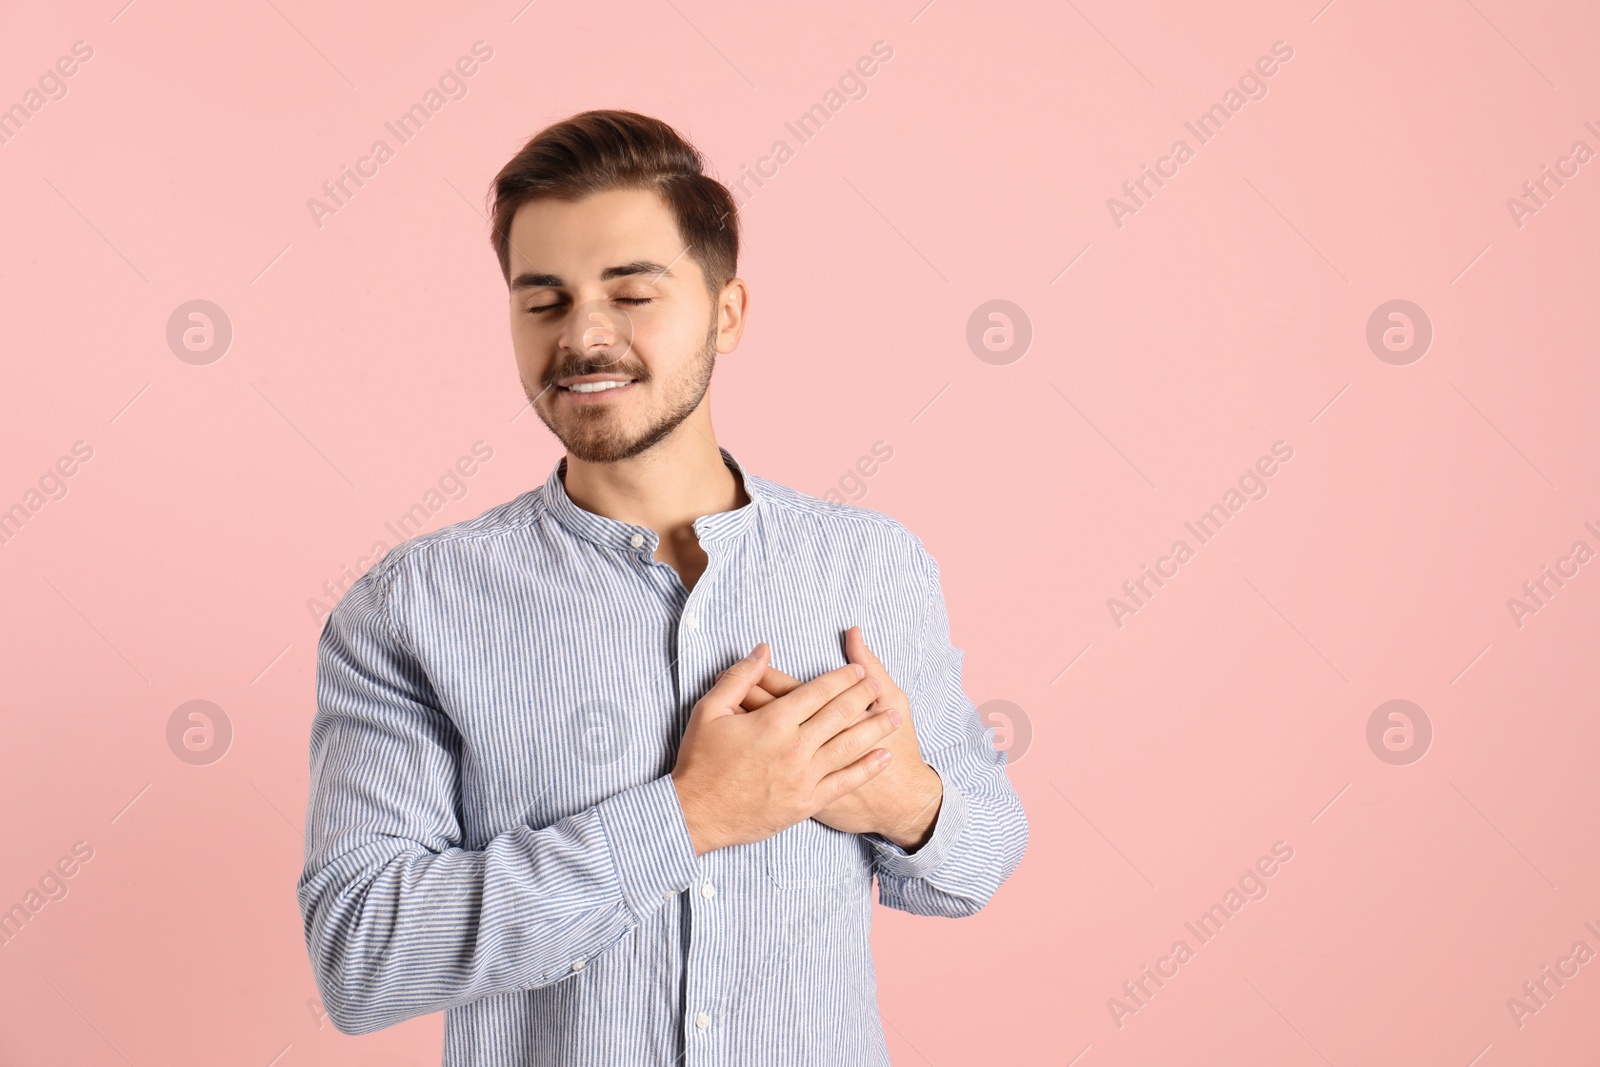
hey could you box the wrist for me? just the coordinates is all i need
[880,766,943,851]
[670,774,720,857]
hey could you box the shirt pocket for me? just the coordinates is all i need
[760,817,872,889]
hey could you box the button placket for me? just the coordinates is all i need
[677,543,737,1059]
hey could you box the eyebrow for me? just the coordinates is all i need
[509,260,675,290]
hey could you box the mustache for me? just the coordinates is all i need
[544,358,649,386]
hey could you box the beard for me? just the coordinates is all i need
[527,315,718,464]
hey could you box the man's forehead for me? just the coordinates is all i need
[506,188,685,274]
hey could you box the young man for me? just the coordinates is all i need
[297,110,1027,1066]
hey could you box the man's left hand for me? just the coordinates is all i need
[726,626,944,851]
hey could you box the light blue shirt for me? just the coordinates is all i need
[297,447,1028,1065]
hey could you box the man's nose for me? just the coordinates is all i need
[558,299,634,366]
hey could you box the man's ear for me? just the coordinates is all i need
[713,277,750,354]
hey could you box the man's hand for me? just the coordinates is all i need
[733,627,944,851]
[670,642,902,857]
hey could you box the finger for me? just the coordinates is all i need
[844,625,884,666]
[758,664,803,697]
[740,682,778,711]
[814,746,892,809]
[722,664,801,698]
[700,643,771,714]
[763,662,867,728]
[812,707,901,774]
[796,675,882,749]
[845,626,903,704]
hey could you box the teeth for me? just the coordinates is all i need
[566,380,632,394]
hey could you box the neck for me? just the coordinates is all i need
[560,407,748,538]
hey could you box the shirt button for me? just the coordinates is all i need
[630,532,645,548]
[663,888,678,900]
[695,1012,711,1030]
[700,881,716,898]
[683,611,699,630]
[570,959,585,972]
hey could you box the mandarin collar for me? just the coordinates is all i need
[541,446,762,554]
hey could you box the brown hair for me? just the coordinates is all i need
[489,110,739,296]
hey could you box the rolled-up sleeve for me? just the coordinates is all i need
[296,557,700,1036]
[866,545,1028,916]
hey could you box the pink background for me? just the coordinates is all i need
[3,0,1599,1063]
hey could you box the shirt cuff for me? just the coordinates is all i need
[866,763,966,881]
[595,773,701,922]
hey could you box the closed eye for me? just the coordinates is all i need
[526,297,653,314]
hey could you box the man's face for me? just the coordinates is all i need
[506,187,735,463]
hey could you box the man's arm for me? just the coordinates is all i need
[296,563,701,1036]
[863,544,1029,917]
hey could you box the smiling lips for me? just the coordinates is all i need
[554,373,637,399]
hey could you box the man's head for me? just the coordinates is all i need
[490,110,747,463]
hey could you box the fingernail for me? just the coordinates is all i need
[889,710,901,726]
[868,676,881,695]
[853,663,866,679]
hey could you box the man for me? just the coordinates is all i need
[297,109,1027,1066]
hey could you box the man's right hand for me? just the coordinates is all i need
[669,642,900,857]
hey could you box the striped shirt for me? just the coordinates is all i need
[297,447,1028,1066]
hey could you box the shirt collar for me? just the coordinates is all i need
[541,446,763,554]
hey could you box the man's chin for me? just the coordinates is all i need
[552,416,661,464]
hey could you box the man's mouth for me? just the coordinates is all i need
[555,374,638,394]
[562,380,634,393]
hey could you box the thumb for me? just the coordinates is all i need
[844,625,882,669]
[702,642,770,713]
